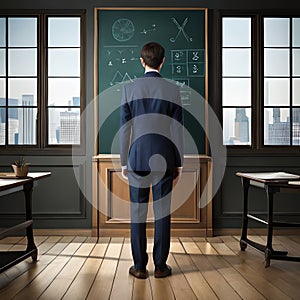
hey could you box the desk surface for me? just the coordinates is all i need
[0,172,51,191]
[236,171,300,183]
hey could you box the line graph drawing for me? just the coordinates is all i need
[140,24,156,35]
[170,17,192,43]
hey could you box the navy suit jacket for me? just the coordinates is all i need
[120,72,184,172]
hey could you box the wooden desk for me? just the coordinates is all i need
[236,172,300,267]
[0,172,51,273]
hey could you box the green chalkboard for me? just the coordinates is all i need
[96,8,207,154]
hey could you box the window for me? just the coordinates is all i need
[0,12,84,152]
[47,17,81,145]
[221,13,300,150]
[264,17,300,146]
[222,18,252,146]
[0,17,38,145]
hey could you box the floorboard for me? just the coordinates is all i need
[0,234,299,299]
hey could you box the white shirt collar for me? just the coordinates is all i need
[145,66,159,73]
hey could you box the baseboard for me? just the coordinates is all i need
[33,228,93,236]
[25,227,300,237]
[93,228,212,238]
[214,227,300,236]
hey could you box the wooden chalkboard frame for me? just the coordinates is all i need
[94,7,208,155]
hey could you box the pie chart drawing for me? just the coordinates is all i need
[112,19,135,42]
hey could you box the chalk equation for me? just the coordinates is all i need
[171,49,205,77]
[104,45,139,67]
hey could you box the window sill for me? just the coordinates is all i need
[226,146,300,157]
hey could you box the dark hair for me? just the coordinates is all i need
[141,42,165,69]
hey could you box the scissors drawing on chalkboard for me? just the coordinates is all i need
[170,17,192,43]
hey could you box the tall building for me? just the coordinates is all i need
[18,94,36,144]
[0,97,19,145]
[268,108,290,145]
[292,109,300,145]
[0,100,5,145]
[234,108,249,143]
[48,97,80,145]
[0,117,4,145]
[59,109,80,144]
[48,104,60,144]
[72,96,80,106]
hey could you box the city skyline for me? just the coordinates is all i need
[0,95,80,145]
[224,107,300,146]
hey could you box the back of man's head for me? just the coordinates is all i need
[141,42,165,70]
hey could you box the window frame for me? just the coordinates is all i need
[218,10,300,156]
[0,10,85,155]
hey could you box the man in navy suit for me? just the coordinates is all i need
[120,42,184,279]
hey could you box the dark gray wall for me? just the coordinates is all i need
[1,0,300,231]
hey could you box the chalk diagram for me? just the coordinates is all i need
[110,71,135,87]
[170,17,192,43]
[140,24,156,35]
[112,18,135,42]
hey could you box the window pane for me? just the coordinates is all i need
[0,79,5,99]
[8,79,37,106]
[0,108,5,145]
[8,107,37,145]
[293,108,300,145]
[47,16,82,147]
[264,49,289,76]
[8,18,37,47]
[48,107,80,145]
[264,18,289,47]
[222,78,251,106]
[8,49,37,76]
[292,18,300,47]
[48,17,80,47]
[0,18,5,47]
[223,107,251,145]
[264,108,290,145]
[222,18,251,47]
[48,78,80,106]
[264,78,289,106]
[222,49,251,76]
[48,49,80,76]
[293,49,300,76]
[0,49,5,76]
[293,79,300,105]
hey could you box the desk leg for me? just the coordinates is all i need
[240,178,250,251]
[24,181,38,261]
[264,186,274,267]
[264,186,289,267]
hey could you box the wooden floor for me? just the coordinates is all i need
[0,235,299,299]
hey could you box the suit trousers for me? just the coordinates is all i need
[128,170,173,270]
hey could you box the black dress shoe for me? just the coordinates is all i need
[154,265,172,278]
[129,266,149,279]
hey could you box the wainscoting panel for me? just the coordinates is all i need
[0,164,90,229]
[93,154,212,237]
